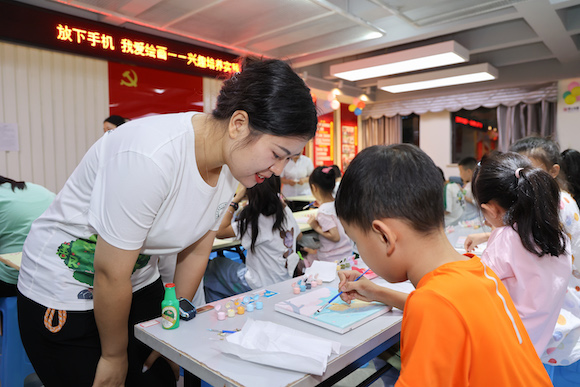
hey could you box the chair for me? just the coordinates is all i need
[551,360,580,387]
[0,296,36,387]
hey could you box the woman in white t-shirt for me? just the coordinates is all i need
[280,153,314,197]
[17,57,318,387]
[210,176,302,299]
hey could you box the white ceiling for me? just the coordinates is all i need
[11,0,580,101]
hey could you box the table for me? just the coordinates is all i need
[445,219,491,255]
[134,274,413,387]
[0,252,22,270]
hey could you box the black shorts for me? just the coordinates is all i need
[17,277,176,387]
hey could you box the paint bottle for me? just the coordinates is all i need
[161,283,180,329]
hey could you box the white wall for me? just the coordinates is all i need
[557,78,580,151]
[418,110,458,179]
[0,41,109,193]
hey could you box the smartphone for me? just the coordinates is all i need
[178,297,197,320]
[196,304,215,314]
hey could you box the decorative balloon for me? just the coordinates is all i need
[354,108,362,116]
[357,101,366,109]
[564,81,580,105]
[331,99,340,110]
[348,104,356,112]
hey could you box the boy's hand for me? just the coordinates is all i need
[337,270,379,303]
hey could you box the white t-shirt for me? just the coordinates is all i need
[234,206,301,289]
[461,182,479,221]
[18,112,238,310]
[281,155,314,197]
[444,182,465,226]
[316,201,353,262]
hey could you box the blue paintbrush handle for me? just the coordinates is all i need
[321,268,370,310]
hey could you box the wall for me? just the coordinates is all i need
[419,110,458,180]
[0,41,108,193]
[557,78,580,151]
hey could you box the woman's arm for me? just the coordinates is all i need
[173,229,216,300]
[216,187,245,239]
[93,237,142,387]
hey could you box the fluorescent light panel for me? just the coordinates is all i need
[331,41,469,82]
[377,63,498,93]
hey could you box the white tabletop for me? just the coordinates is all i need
[135,274,413,387]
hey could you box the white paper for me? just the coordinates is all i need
[304,260,337,282]
[0,123,19,151]
[217,319,340,375]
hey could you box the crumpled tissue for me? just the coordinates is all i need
[216,318,340,375]
[304,260,337,282]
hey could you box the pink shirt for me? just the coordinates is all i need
[482,226,571,355]
[316,201,353,262]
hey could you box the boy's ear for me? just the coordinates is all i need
[228,110,250,139]
[371,219,396,256]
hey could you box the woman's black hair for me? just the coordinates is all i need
[472,151,566,257]
[0,176,26,191]
[309,166,336,195]
[237,175,286,253]
[561,149,580,202]
[103,115,128,127]
[509,136,567,190]
[212,57,318,141]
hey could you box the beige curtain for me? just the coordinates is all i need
[360,115,402,150]
[497,100,557,151]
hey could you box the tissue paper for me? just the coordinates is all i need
[217,319,340,375]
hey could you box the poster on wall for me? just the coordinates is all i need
[341,125,357,171]
[560,79,580,114]
[313,117,334,167]
[108,62,203,120]
[340,104,358,172]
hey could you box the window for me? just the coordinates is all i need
[402,113,419,146]
[451,107,497,163]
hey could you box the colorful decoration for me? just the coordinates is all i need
[563,81,580,105]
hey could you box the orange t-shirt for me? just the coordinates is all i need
[396,256,551,387]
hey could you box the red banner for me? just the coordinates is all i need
[108,62,203,120]
[313,111,334,166]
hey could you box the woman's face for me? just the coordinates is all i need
[229,133,308,188]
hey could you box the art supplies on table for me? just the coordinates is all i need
[351,266,378,280]
[274,286,391,334]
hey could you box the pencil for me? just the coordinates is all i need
[315,268,370,314]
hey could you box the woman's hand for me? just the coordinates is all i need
[464,232,491,252]
[337,270,379,304]
[233,186,247,203]
[93,354,128,387]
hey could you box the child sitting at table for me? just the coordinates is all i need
[335,144,552,386]
[205,176,302,301]
[472,151,571,355]
[437,167,466,226]
[458,156,479,220]
[305,166,353,263]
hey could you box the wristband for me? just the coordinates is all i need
[229,202,239,211]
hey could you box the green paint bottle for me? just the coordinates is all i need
[161,283,180,329]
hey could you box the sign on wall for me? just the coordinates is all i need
[0,1,239,78]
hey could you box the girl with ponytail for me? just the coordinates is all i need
[472,151,571,356]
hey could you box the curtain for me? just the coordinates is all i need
[361,115,402,149]
[496,100,557,151]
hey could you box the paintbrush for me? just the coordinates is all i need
[315,268,370,314]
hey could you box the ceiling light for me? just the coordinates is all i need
[377,63,498,93]
[331,41,469,82]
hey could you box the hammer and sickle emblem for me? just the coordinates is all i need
[120,69,138,87]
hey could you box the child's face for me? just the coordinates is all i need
[342,220,406,283]
[458,165,472,183]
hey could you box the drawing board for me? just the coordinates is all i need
[274,286,391,334]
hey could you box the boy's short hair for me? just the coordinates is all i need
[335,144,444,234]
[458,156,477,171]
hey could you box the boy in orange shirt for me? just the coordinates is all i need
[335,144,551,386]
